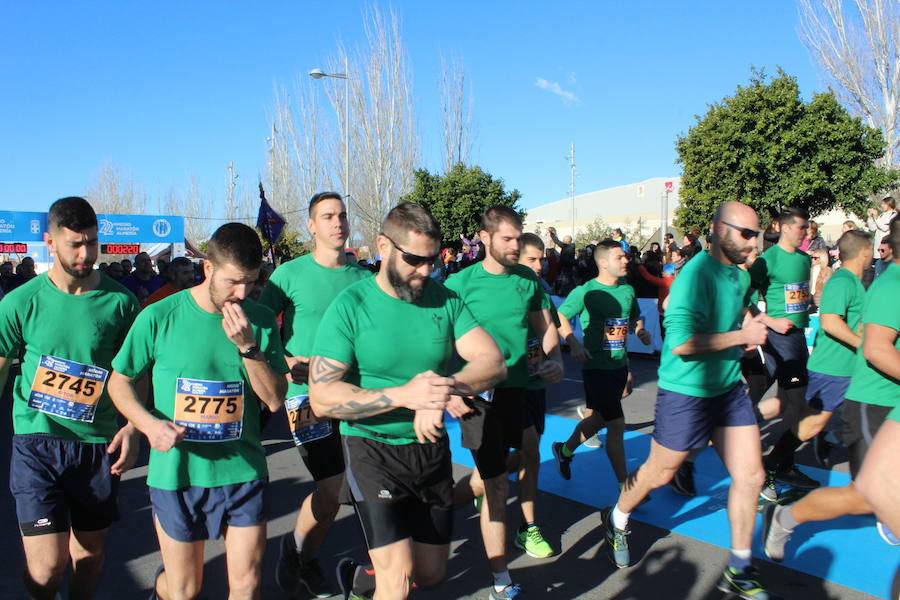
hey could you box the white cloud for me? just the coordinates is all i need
[535,77,581,104]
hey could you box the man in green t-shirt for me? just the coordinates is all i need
[507,232,561,559]
[258,191,370,599]
[308,203,506,600]
[763,224,900,563]
[760,230,871,494]
[0,197,140,600]
[604,202,777,600]
[445,206,563,600]
[108,223,289,600]
[748,206,818,490]
[552,239,650,487]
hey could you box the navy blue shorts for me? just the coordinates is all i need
[762,328,809,388]
[10,433,119,536]
[652,384,757,451]
[583,367,628,421]
[522,388,546,435]
[805,371,849,413]
[150,479,268,542]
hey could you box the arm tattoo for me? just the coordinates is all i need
[310,356,346,384]
[331,389,394,419]
[310,356,395,419]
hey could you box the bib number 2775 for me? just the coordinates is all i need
[174,378,244,442]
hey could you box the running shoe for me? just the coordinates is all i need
[490,583,523,599]
[761,504,793,563]
[759,472,778,504]
[878,521,900,546]
[669,461,696,497]
[277,533,334,598]
[515,524,555,558]
[772,465,820,489]
[552,442,572,480]
[602,506,630,569]
[336,557,367,600]
[717,565,780,599]
[811,431,834,469]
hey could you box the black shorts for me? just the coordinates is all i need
[10,434,120,536]
[296,425,345,482]
[761,328,808,388]
[459,387,525,479]
[341,435,453,549]
[522,388,546,435]
[583,367,628,421]
[843,399,892,479]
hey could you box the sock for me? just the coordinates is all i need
[520,521,536,532]
[775,505,798,531]
[611,504,630,530]
[492,570,512,592]
[293,531,304,550]
[764,431,802,472]
[353,565,376,596]
[562,443,575,458]
[728,548,752,571]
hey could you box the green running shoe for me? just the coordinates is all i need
[717,565,781,599]
[514,524,554,558]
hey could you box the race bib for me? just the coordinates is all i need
[286,395,331,446]
[174,378,244,442]
[526,337,543,376]
[29,355,108,423]
[603,318,629,350]
[784,281,811,314]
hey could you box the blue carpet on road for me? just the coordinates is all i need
[445,413,895,598]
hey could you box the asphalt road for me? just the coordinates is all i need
[0,354,880,599]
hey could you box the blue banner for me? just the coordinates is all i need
[0,211,48,242]
[0,211,184,244]
[96,214,184,243]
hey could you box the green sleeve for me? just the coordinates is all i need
[630,294,642,326]
[748,255,769,295]
[818,275,851,318]
[863,283,900,331]
[111,309,157,379]
[663,269,708,349]
[558,285,585,320]
[451,295,480,340]
[257,308,289,374]
[257,273,288,316]
[0,292,24,357]
[528,277,547,312]
[311,296,357,366]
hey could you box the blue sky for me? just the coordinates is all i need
[1,1,823,217]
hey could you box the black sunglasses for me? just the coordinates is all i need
[722,221,760,240]
[385,236,439,267]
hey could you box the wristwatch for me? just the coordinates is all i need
[238,345,261,359]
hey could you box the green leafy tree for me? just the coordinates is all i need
[400,163,525,243]
[675,69,896,231]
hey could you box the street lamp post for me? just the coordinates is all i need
[309,55,350,218]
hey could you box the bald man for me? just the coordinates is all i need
[603,202,776,600]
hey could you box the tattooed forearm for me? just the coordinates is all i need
[310,356,346,384]
[330,390,394,419]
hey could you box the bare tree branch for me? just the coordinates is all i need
[440,52,473,172]
[799,0,900,165]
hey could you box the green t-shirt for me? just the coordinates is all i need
[526,290,561,391]
[845,262,900,408]
[0,273,139,443]
[659,250,750,397]
[111,290,289,489]
[749,245,812,328]
[558,279,640,371]
[890,404,900,423]
[445,263,549,388]
[807,268,865,377]
[258,254,371,396]
[312,277,479,445]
